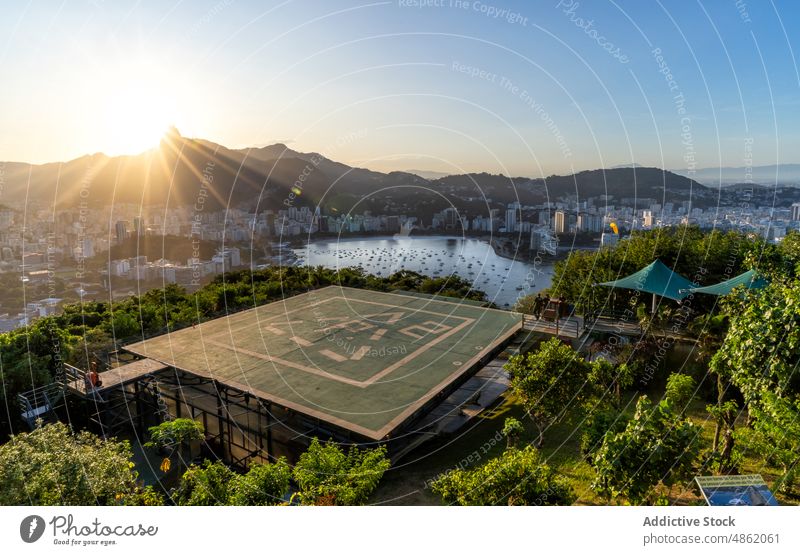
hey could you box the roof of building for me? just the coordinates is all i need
[123,286,521,440]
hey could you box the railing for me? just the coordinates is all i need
[588,307,638,322]
[17,383,65,429]
[582,309,644,336]
[62,363,89,395]
[522,315,582,338]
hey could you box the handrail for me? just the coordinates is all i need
[522,314,581,338]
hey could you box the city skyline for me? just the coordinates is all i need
[2,0,800,177]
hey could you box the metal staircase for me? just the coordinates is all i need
[17,382,66,429]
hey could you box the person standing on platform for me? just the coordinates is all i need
[533,293,544,319]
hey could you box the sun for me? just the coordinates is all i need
[102,83,175,156]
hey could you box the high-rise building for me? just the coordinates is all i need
[115,220,129,244]
[212,247,242,272]
[530,228,543,250]
[538,210,551,226]
[553,210,567,234]
[442,207,459,229]
[577,213,603,233]
[79,238,94,259]
[792,203,800,221]
[505,206,518,232]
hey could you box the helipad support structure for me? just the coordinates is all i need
[122,286,521,464]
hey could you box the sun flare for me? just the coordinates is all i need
[102,83,175,156]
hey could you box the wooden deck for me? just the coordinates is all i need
[522,312,658,337]
[67,358,168,395]
[522,315,583,339]
[584,317,642,336]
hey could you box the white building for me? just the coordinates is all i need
[553,210,567,234]
[600,232,619,247]
[505,208,517,233]
[212,247,242,272]
[642,210,654,228]
[109,259,131,277]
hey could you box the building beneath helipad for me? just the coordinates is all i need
[100,286,521,464]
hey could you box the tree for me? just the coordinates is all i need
[742,230,800,281]
[551,228,757,325]
[710,282,800,407]
[145,418,204,473]
[173,460,235,506]
[748,393,800,493]
[591,396,700,505]
[0,422,161,505]
[229,459,292,505]
[173,458,292,506]
[146,418,204,449]
[506,338,592,446]
[665,373,696,414]
[513,293,539,315]
[292,438,390,505]
[580,408,628,461]
[0,319,73,438]
[589,358,634,408]
[689,312,732,457]
[501,417,524,448]
[432,446,575,506]
[705,399,739,474]
[710,280,800,491]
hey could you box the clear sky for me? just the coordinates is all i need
[2,0,799,177]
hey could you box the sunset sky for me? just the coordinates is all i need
[2,0,799,176]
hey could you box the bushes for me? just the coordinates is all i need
[173,439,390,506]
[665,373,696,413]
[580,409,628,461]
[173,461,236,506]
[0,422,161,506]
[173,459,292,506]
[506,338,593,447]
[228,459,292,505]
[591,396,700,504]
[432,446,575,506]
[292,438,391,506]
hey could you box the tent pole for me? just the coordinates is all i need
[652,293,657,314]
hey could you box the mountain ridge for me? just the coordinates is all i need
[0,134,709,213]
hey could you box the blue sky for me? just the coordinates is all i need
[2,0,799,176]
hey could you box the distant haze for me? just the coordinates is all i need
[672,165,800,186]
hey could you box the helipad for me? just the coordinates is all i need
[124,286,521,440]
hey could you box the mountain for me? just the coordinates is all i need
[0,132,708,214]
[529,167,702,201]
[404,169,452,180]
[672,164,800,186]
[428,167,703,206]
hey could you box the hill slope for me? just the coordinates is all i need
[1,133,708,213]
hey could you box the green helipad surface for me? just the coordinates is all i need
[124,286,522,439]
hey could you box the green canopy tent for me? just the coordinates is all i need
[594,259,697,312]
[679,269,768,296]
